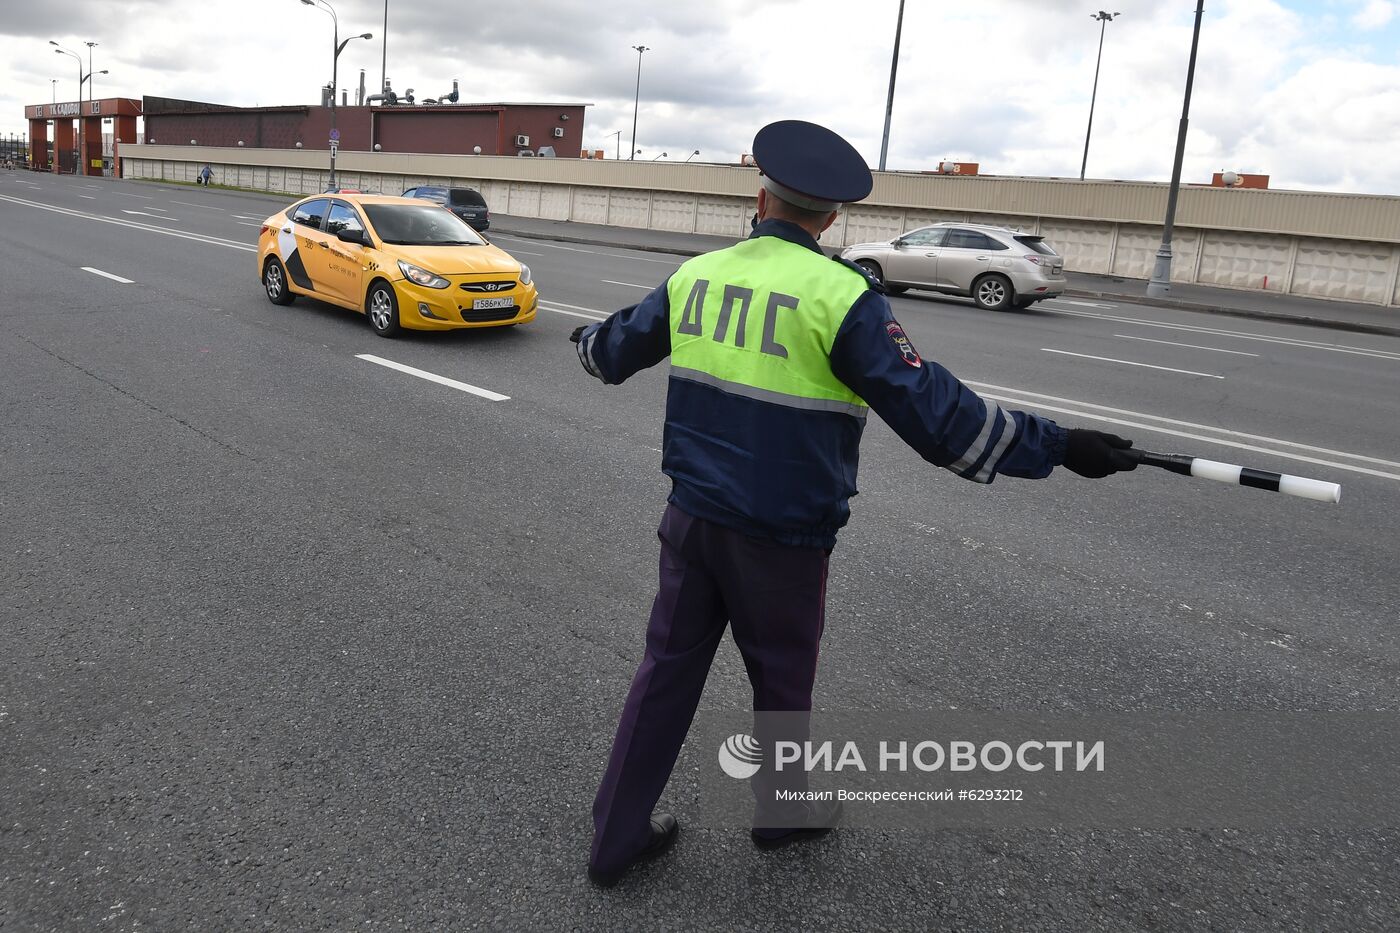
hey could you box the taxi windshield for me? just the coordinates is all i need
[364,204,487,246]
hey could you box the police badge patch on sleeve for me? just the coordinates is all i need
[885,321,922,368]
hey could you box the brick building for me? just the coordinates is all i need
[140,96,589,157]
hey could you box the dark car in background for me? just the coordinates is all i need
[402,185,491,231]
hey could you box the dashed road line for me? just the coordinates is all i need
[602,279,655,289]
[1042,348,1224,378]
[82,267,135,284]
[1113,334,1260,357]
[355,354,510,401]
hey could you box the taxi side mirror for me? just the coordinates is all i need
[337,228,370,247]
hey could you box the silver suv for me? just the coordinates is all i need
[840,222,1066,311]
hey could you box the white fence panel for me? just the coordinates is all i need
[1291,239,1393,303]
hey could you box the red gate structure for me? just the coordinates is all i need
[25,97,141,175]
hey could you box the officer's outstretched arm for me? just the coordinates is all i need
[572,279,673,385]
[829,293,1068,482]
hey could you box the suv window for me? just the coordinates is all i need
[1014,235,1058,256]
[900,228,946,247]
[291,198,329,230]
[946,229,1006,250]
[449,188,487,207]
[411,187,449,205]
[325,202,365,236]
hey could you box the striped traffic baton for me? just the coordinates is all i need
[1127,449,1341,503]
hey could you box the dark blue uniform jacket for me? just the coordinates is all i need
[575,220,1068,548]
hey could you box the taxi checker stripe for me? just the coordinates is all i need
[670,366,868,418]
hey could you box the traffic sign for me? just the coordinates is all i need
[329,128,340,142]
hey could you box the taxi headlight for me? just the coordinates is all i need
[397,260,450,289]
[518,263,532,286]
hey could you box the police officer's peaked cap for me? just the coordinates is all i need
[752,120,873,212]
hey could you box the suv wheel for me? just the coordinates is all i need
[973,274,1013,312]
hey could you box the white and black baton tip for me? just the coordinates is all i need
[1187,458,1342,503]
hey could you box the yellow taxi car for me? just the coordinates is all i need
[257,193,537,337]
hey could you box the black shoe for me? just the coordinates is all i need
[587,813,680,888]
[751,799,842,850]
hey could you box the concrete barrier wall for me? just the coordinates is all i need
[122,146,1400,309]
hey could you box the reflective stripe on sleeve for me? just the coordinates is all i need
[974,408,1021,482]
[948,402,1000,475]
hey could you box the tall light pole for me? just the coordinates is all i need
[86,41,98,103]
[605,129,621,159]
[51,79,57,103]
[878,0,906,171]
[51,42,82,173]
[301,0,371,189]
[1080,11,1119,180]
[380,0,388,96]
[1146,0,1205,300]
[629,45,649,161]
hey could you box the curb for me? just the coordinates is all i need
[496,225,1400,339]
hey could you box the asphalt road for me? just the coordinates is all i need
[2,172,1398,932]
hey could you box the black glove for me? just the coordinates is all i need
[569,325,586,343]
[1063,429,1139,478]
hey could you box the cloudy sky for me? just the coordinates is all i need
[3,0,1399,194]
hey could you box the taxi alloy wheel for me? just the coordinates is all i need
[264,257,295,306]
[973,274,1013,312]
[367,282,401,337]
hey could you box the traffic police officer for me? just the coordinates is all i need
[571,120,1138,887]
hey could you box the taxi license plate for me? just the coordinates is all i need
[472,297,515,310]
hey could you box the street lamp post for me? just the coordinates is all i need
[301,0,371,190]
[1080,11,1119,180]
[605,130,621,159]
[86,41,98,104]
[1146,0,1205,300]
[51,79,57,103]
[683,149,700,163]
[878,0,906,171]
[650,152,667,160]
[629,45,649,161]
[51,43,83,173]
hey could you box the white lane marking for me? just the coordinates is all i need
[82,184,101,189]
[493,236,595,254]
[78,195,96,199]
[236,221,261,227]
[507,248,544,256]
[171,200,225,211]
[113,191,153,199]
[1042,348,1224,379]
[1113,334,1260,357]
[965,381,1400,471]
[82,266,135,284]
[541,298,609,315]
[492,233,679,264]
[231,214,263,220]
[1054,299,1114,308]
[1043,307,1400,362]
[355,354,510,401]
[0,193,255,252]
[120,209,179,223]
[539,303,608,321]
[602,279,656,290]
[143,206,169,212]
[982,391,1400,484]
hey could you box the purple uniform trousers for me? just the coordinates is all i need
[589,503,830,875]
